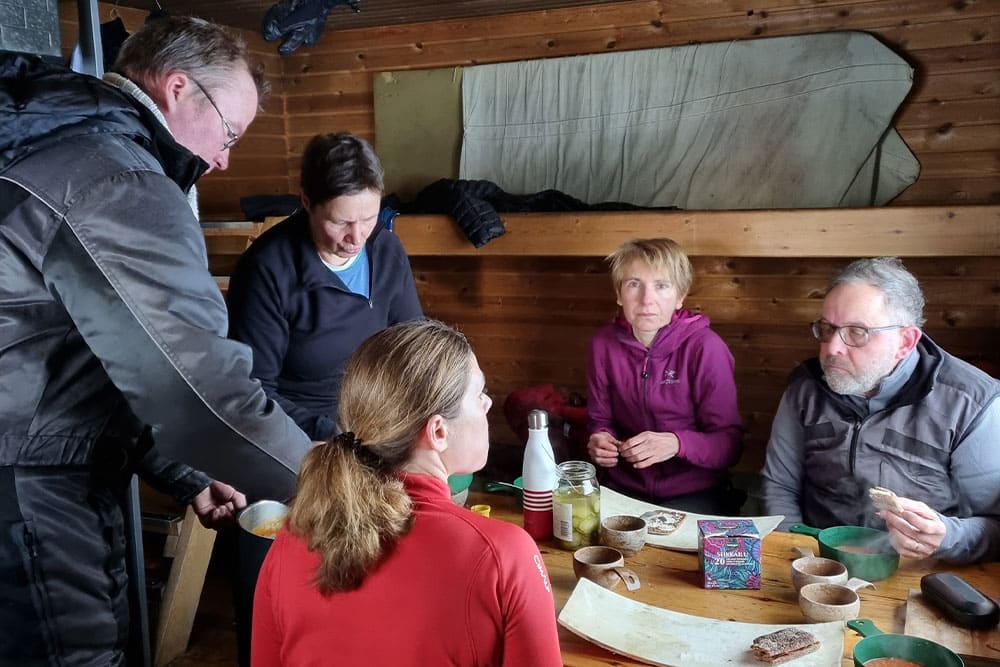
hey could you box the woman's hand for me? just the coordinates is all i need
[879,496,946,559]
[619,431,680,469]
[587,432,621,467]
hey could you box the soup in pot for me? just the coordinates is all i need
[838,545,879,555]
[251,517,285,538]
[864,658,924,667]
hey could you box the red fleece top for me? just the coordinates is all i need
[251,474,563,667]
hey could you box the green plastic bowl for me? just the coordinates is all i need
[448,473,475,505]
[447,473,474,494]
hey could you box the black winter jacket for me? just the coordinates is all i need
[0,54,310,500]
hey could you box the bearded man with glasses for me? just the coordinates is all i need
[760,257,999,564]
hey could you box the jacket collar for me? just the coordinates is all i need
[805,335,943,416]
[102,72,207,213]
[613,308,708,353]
[0,54,206,195]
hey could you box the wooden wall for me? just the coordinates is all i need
[396,209,999,466]
[266,0,1000,466]
[274,0,1000,208]
[55,1,999,470]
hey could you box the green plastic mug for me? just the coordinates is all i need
[848,618,964,667]
[789,523,899,581]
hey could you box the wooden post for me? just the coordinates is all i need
[153,507,217,667]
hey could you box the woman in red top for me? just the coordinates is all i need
[252,320,563,667]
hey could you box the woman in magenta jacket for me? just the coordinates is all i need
[586,238,744,515]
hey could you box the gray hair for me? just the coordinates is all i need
[112,16,270,104]
[830,257,926,328]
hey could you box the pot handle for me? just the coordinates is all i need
[613,566,641,592]
[484,482,518,495]
[847,618,884,638]
[845,577,875,593]
[789,523,822,538]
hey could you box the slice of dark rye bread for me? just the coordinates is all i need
[750,628,820,664]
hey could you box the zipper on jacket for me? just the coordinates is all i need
[23,525,63,658]
[641,352,651,416]
[848,418,863,475]
[24,525,37,558]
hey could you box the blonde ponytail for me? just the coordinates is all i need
[288,320,472,594]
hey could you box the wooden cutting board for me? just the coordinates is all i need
[905,589,1000,664]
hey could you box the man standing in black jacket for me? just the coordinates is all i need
[0,17,311,665]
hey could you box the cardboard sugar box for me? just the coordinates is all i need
[697,519,761,589]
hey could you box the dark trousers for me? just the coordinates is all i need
[0,466,129,666]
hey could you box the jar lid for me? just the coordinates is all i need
[527,409,549,429]
[557,460,597,479]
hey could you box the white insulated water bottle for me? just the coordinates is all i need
[522,409,558,541]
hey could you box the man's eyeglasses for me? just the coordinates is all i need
[189,77,240,151]
[811,319,903,348]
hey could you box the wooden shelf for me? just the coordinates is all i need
[393,205,1000,257]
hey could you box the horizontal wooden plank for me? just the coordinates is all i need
[286,113,375,139]
[231,136,290,158]
[285,92,373,114]
[422,297,998,329]
[243,114,286,137]
[910,69,1000,102]
[907,42,1000,74]
[288,0,995,60]
[396,206,1000,257]
[417,265,999,297]
[281,71,374,97]
[279,10,998,78]
[918,151,1000,178]
[899,124,1000,154]
[412,255,1000,278]
[897,98,1000,130]
[891,177,1000,206]
[213,155,290,180]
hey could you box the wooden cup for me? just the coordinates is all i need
[599,514,648,557]
[799,578,874,623]
[791,552,849,591]
[573,546,641,591]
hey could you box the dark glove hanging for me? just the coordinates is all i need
[261,0,362,55]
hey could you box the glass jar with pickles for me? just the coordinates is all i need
[552,460,600,550]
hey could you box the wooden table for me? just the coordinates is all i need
[468,491,1000,667]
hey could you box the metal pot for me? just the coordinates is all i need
[789,523,899,582]
[848,618,964,667]
[233,500,288,667]
[236,500,289,604]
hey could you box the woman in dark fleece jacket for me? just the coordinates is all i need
[586,238,744,514]
[227,133,423,440]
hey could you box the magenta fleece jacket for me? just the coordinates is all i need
[586,309,743,502]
